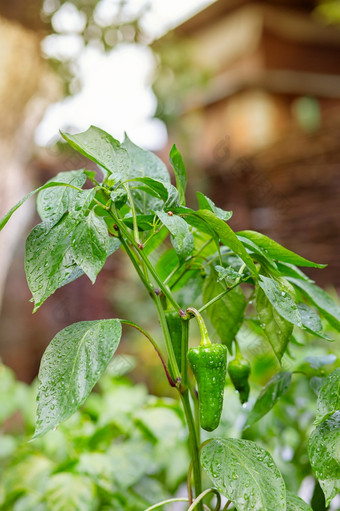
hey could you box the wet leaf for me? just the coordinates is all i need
[62,126,129,181]
[314,368,340,425]
[57,237,120,289]
[195,210,257,276]
[256,285,294,361]
[131,177,179,210]
[258,276,301,327]
[37,170,87,224]
[196,191,232,221]
[244,372,292,429]
[286,491,312,510]
[169,144,187,205]
[34,319,122,438]
[0,180,84,232]
[25,215,78,312]
[71,210,109,283]
[123,134,170,214]
[287,278,340,331]
[201,438,286,511]
[154,211,194,263]
[203,267,246,349]
[297,303,332,340]
[237,231,325,268]
[308,411,340,505]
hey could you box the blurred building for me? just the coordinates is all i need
[153,0,340,286]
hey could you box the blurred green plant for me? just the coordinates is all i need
[0,359,189,510]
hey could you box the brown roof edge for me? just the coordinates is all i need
[167,0,317,38]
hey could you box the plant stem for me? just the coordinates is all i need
[119,236,154,296]
[120,320,176,387]
[124,184,140,245]
[188,488,221,511]
[154,294,181,382]
[198,276,250,314]
[145,497,189,510]
[180,391,203,511]
[181,317,189,389]
[186,307,211,346]
[111,209,181,311]
[138,245,181,310]
[164,237,213,286]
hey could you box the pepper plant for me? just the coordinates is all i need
[1,125,339,511]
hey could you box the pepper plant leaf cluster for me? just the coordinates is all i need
[1,124,339,511]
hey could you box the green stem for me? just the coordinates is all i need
[181,317,189,389]
[145,497,189,511]
[138,246,181,310]
[154,294,181,382]
[188,488,221,511]
[186,307,211,346]
[164,238,213,286]
[119,236,154,296]
[123,184,140,245]
[111,209,181,311]
[180,391,203,511]
[198,276,250,315]
[120,320,175,387]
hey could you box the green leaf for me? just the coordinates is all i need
[57,237,120,289]
[256,284,294,360]
[201,438,286,511]
[123,134,170,214]
[196,191,232,221]
[195,210,258,276]
[45,473,98,511]
[237,230,326,268]
[297,303,332,340]
[25,214,78,312]
[37,170,87,224]
[123,213,155,232]
[215,264,240,284]
[61,126,129,180]
[287,278,340,331]
[71,210,109,284]
[123,133,170,182]
[286,491,312,511]
[154,211,194,263]
[33,319,122,438]
[155,248,178,281]
[0,181,84,232]
[169,144,187,205]
[203,267,246,349]
[276,262,312,282]
[175,206,220,246]
[314,368,340,425]
[244,372,292,429]
[258,276,301,327]
[308,411,340,505]
[131,177,179,210]
[237,235,278,271]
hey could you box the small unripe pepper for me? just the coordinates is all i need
[228,348,251,404]
[188,343,227,431]
[186,307,227,432]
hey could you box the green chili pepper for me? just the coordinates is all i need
[165,310,183,370]
[228,355,251,404]
[188,343,227,431]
